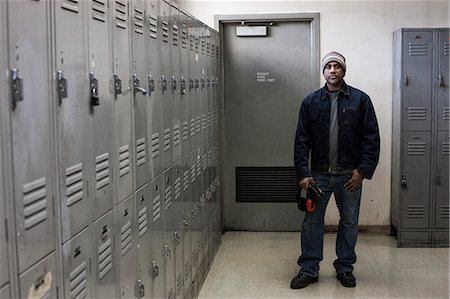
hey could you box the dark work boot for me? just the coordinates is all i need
[336,272,356,287]
[290,273,318,289]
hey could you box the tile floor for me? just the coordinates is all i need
[198,232,450,299]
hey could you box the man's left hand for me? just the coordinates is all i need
[344,169,364,192]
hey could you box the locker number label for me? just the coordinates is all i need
[257,72,275,83]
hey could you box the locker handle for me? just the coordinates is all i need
[439,74,445,87]
[401,176,407,188]
[180,76,186,95]
[10,68,24,110]
[74,246,81,258]
[151,260,159,278]
[148,75,155,95]
[189,78,194,91]
[171,76,177,91]
[404,75,409,86]
[195,78,199,89]
[161,75,167,93]
[174,231,180,245]
[200,78,205,89]
[436,169,442,185]
[89,72,100,106]
[114,73,122,98]
[133,74,148,96]
[57,70,68,104]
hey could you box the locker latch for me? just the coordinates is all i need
[164,244,172,259]
[171,76,177,91]
[189,78,194,91]
[401,175,407,188]
[151,260,159,279]
[161,75,167,93]
[206,78,210,88]
[195,78,199,89]
[133,74,148,96]
[403,74,409,86]
[10,68,24,110]
[183,219,189,232]
[174,231,181,245]
[135,280,145,298]
[436,168,442,185]
[89,72,100,106]
[439,74,445,87]
[200,77,205,89]
[148,75,155,95]
[57,70,68,104]
[180,76,186,95]
[114,73,122,98]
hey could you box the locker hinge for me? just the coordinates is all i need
[56,70,68,105]
[86,180,89,198]
[135,280,145,298]
[4,219,8,242]
[89,72,100,106]
[89,257,92,274]
[10,68,24,110]
[52,196,56,216]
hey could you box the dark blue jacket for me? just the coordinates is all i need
[294,82,380,180]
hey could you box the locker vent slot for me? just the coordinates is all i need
[98,238,113,280]
[406,205,425,218]
[236,167,297,202]
[134,7,144,34]
[211,44,215,57]
[176,273,183,295]
[191,165,196,184]
[207,112,211,128]
[61,0,80,13]
[164,129,171,151]
[121,220,132,256]
[195,116,201,134]
[173,124,181,146]
[149,15,158,39]
[201,39,205,55]
[190,118,195,137]
[189,35,195,51]
[66,163,84,207]
[96,153,110,190]
[136,138,146,166]
[443,107,450,120]
[69,261,87,299]
[408,42,428,56]
[216,48,219,59]
[195,37,199,53]
[408,107,427,120]
[162,20,169,43]
[183,170,190,192]
[407,142,426,155]
[174,177,181,201]
[182,121,189,141]
[172,25,179,46]
[165,185,172,211]
[207,41,211,56]
[202,155,207,172]
[92,0,106,22]
[23,177,48,230]
[196,160,201,178]
[443,141,450,155]
[119,145,130,177]
[444,42,449,56]
[151,133,160,158]
[181,26,187,48]
[441,206,450,218]
[184,262,191,281]
[153,195,161,223]
[201,114,207,131]
[115,0,127,29]
[138,206,148,237]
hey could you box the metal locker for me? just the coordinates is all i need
[18,253,57,299]
[132,0,150,190]
[205,28,213,141]
[437,29,449,131]
[180,12,191,159]
[163,168,176,299]
[88,0,115,221]
[111,0,134,204]
[402,31,433,131]
[146,0,164,180]
[159,0,173,170]
[435,132,449,229]
[8,0,56,273]
[135,183,151,299]
[62,227,92,299]
[190,149,202,280]
[401,131,431,229]
[173,162,184,299]
[193,23,202,150]
[170,5,182,164]
[150,175,166,299]
[0,284,10,299]
[187,20,198,150]
[181,155,193,296]
[116,196,137,299]
[54,0,91,243]
[93,210,117,299]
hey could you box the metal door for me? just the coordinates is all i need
[181,155,192,296]
[173,163,184,299]
[88,0,114,220]
[160,0,173,170]
[435,132,449,229]
[116,196,136,298]
[150,175,166,299]
[437,29,449,131]
[112,0,133,204]
[402,30,433,131]
[222,16,319,230]
[171,5,182,165]
[18,253,57,299]
[62,227,92,299]
[8,0,56,273]
[135,183,151,299]
[54,0,91,243]
[146,0,164,179]
[190,148,202,280]
[132,0,150,190]
[401,131,431,229]
[199,26,207,145]
[163,168,176,299]
[180,13,191,159]
[93,210,116,298]
[187,20,199,150]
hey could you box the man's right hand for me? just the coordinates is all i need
[299,177,314,191]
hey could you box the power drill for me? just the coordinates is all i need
[297,182,324,213]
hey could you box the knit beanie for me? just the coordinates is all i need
[322,51,346,73]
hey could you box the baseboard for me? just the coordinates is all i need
[324,225,390,235]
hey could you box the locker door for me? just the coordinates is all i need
[93,210,117,298]
[181,155,193,295]
[187,20,198,150]
[135,183,151,299]
[180,14,191,159]
[18,253,57,299]
[146,0,164,179]
[171,5,182,164]
[199,26,207,144]
[132,0,149,190]
[401,131,431,229]
[190,149,202,280]
[150,175,166,299]
[116,196,136,298]
[205,28,213,141]
[402,31,433,131]
[173,163,184,299]
[8,0,56,273]
[435,132,449,229]
[437,29,449,131]
[54,0,91,243]
[88,0,114,220]
[163,168,176,299]
[193,25,202,149]
[159,0,173,170]
[112,0,133,203]
[62,228,92,299]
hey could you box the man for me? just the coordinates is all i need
[291,52,380,289]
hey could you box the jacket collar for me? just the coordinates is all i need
[320,81,350,101]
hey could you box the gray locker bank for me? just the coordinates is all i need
[0,0,221,298]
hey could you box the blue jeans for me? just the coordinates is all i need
[298,173,362,277]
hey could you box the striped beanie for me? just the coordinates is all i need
[322,51,346,73]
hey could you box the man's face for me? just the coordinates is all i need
[323,61,345,86]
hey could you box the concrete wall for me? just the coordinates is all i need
[179,0,449,226]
